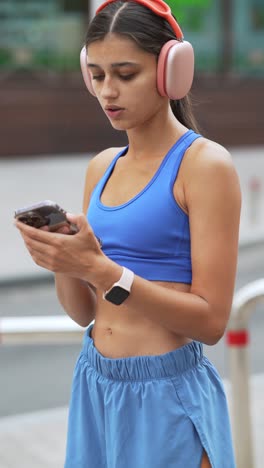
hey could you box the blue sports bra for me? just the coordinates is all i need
[87,130,202,284]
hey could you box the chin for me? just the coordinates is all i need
[110,121,130,131]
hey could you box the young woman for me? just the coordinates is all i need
[16,1,241,466]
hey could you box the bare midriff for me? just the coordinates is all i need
[91,280,192,359]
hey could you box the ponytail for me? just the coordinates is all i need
[170,95,200,133]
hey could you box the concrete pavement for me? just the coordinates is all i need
[0,408,67,468]
[0,146,264,467]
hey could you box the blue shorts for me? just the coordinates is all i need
[65,325,235,468]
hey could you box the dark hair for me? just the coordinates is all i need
[85,0,199,132]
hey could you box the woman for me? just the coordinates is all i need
[16,1,241,467]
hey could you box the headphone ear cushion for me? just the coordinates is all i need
[80,47,96,96]
[157,40,194,100]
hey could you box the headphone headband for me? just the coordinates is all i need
[96,0,184,40]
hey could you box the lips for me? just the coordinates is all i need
[104,106,125,119]
[105,105,124,111]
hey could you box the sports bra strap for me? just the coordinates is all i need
[169,131,202,187]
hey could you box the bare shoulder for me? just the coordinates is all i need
[182,137,240,191]
[182,136,241,210]
[88,146,126,180]
[186,137,235,172]
[82,146,126,212]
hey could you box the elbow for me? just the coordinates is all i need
[203,320,226,346]
[75,318,92,328]
[68,312,95,329]
[203,332,224,346]
[196,299,229,345]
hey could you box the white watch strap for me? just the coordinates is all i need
[103,267,134,298]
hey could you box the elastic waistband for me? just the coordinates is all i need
[81,324,204,381]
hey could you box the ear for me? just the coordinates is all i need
[157,40,194,100]
[80,46,97,97]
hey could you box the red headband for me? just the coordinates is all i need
[96,0,184,40]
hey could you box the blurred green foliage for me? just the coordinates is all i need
[166,0,212,30]
[0,49,12,66]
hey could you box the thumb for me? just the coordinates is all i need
[66,212,88,232]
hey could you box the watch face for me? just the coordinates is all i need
[104,286,130,305]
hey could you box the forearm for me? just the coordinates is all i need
[55,273,96,327]
[123,276,225,345]
[90,260,224,345]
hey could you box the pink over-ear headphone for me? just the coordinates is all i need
[80,0,194,100]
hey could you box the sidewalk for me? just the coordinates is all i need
[0,146,264,467]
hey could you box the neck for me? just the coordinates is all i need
[125,105,188,161]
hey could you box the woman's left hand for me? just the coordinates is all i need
[15,212,109,286]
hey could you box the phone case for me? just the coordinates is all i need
[14,200,78,233]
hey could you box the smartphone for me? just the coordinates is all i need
[14,200,78,233]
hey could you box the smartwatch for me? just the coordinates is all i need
[103,267,134,305]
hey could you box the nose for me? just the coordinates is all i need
[100,76,119,99]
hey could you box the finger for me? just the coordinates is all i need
[28,251,56,272]
[20,232,49,257]
[20,235,58,271]
[47,225,71,235]
[29,249,70,274]
[66,213,88,232]
[67,213,102,248]
[16,220,61,245]
[15,220,40,236]
[66,212,100,242]
[27,238,50,256]
[38,223,73,235]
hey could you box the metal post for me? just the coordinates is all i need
[226,278,264,468]
[248,177,262,225]
[226,329,253,468]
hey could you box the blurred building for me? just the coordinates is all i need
[168,0,264,76]
[0,0,263,157]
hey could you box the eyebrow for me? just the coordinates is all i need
[87,62,139,68]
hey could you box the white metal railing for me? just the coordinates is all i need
[0,315,87,345]
[226,278,264,468]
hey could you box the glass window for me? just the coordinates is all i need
[0,0,88,72]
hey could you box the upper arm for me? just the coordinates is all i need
[82,147,124,214]
[185,140,241,326]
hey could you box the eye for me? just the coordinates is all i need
[119,74,135,81]
[91,73,136,82]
